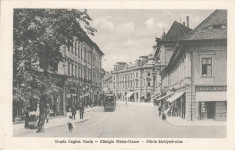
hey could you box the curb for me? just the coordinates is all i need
[166,116,227,127]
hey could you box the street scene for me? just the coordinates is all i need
[13,9,227,138]
[14,102,226,138]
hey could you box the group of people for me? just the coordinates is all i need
[158,105,167,121]
[71,103,85,120]
[24,101,85,133]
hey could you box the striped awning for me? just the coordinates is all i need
[155,93,172,101]
[125,92,134,98]
[166,92,185,103]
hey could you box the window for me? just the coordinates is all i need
[148,82,151,87]
[71,63,74,76]
[75,41,77,56]
[136,72,138,77]
[68,62,70,75]
[78,66,80,78]
[84,50,87,63]
[75,65,77,77]
[77,41,80,57]
[202,58,212,76]
[147,71,151,76]
[71,43,74,54]
[78,42,81,58]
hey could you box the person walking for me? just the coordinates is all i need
[161,105,166,121]
[67,116,75,133]
[79,103,84,120]
[45,104,50,123]
[24,107,30,128]
[158,105,162,117]
[71,106,77,120]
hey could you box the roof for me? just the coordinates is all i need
[161,21,192,42]
[103,73,112,82]
[160,10,227,76]
[182,10,227,41]
[82,34,104,55]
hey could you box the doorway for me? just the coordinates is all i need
[207,102,215,119]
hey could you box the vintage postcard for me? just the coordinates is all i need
[1,0,235,150]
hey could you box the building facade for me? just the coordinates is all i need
[112,55,155,102]
[152,19,192,100]
[47,35,104,114]
[160,10,227,121]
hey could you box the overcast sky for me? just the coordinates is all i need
[88,9,214,72]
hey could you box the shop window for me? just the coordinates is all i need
[202,58,212,76]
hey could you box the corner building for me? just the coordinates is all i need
[160,10,227,121]
[112,55,155,102]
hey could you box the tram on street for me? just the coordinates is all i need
[103,93,116,111]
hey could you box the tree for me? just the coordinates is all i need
[13,9,96,131]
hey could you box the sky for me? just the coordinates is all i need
[87,9,214,72]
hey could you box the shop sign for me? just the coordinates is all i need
[201,102,207,112]
[196,86,227,92]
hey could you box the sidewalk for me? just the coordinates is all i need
[166,115,226,127]
[13,106,100,136]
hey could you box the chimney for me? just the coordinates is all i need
[186,16,189,28]
[183,22,185,26]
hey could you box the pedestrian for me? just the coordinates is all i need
[79,103,84,120]
[71,106,76,120]
[24,107,30,129]
[162,111,166,121]
[45,104,50,123]
[67,116,75,133]
[158,106,162,117]
[35,103,40,120]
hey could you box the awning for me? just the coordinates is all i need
[155,93,172,101]
[153,93,161,100]
[196,92,227,102]
[166,92,185,103]
[152,93,161,99]
[125,92,134,98]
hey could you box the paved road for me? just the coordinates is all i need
[16,102,226,138]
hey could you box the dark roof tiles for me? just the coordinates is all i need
[162,21,192,42]
[183,10,227,41]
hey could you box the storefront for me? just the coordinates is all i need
[125,92,134,102]
[155,93,172,106]
[166,91,185,119]
[196,91,227,121]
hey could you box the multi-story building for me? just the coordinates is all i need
[152,18,192,100]
[160,10,227,121]
[49,35,104,113]
[112,54,155,102]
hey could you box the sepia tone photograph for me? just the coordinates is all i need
[12,8,227,139]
